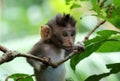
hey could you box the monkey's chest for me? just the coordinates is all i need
[43,46,65,62]
[36,46,66,81]
[36,64,65,81]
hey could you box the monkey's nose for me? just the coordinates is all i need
[69,42,73,46]
[63,42,73,47]
[64,42,73,46]
[68,40,73,45]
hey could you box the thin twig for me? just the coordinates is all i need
[82,20,106,43]
[100,0,107,8]
[97,0,100,3]
[107,4,114,18]
[51,50,78,68]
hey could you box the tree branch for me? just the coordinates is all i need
[0,45,79,68]
[0,45,8,53]
[0,45,48,65]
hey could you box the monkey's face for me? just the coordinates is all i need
[46,14,77,50]
[54,27,76,50]
[62,28,76,50]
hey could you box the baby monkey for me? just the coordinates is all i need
[27,14,84,81]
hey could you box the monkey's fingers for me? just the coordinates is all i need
[73,42,85,53]
[43,57,52,65]
[77,45,85,52]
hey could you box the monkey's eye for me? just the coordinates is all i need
[71,31,75,36]
[62,31,68,37]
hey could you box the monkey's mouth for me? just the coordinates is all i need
[62,46,73,50]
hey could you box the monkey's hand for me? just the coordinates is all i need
[73,42,85,53]
[43,57,52,65]
[40,57,52,70]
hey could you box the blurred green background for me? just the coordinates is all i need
[0,0,120,81]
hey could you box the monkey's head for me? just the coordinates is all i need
[41,14,76,50]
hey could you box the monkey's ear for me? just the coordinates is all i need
[41,25,52,40]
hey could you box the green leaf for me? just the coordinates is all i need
[85,73,109,81]
[108,5,120,29]
[113,0,120,7]
[97,39,120,52]
[109,15,120,29]
[65,0,72,5]
[97,30,118,37]
[70,30,119,70]
[85,63,120,81]
[70,3,81,9]
[80,0,89,1]
[8,73,34,81]
[106,63,120,73]
[85,30,118,45]
[97,33,120,52]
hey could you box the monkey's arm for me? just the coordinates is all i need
[27,41,47,71]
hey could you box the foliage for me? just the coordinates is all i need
[65,0,120,81]
[6,73,34,81]
[70,30,120,70]
[70,3,81,9]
